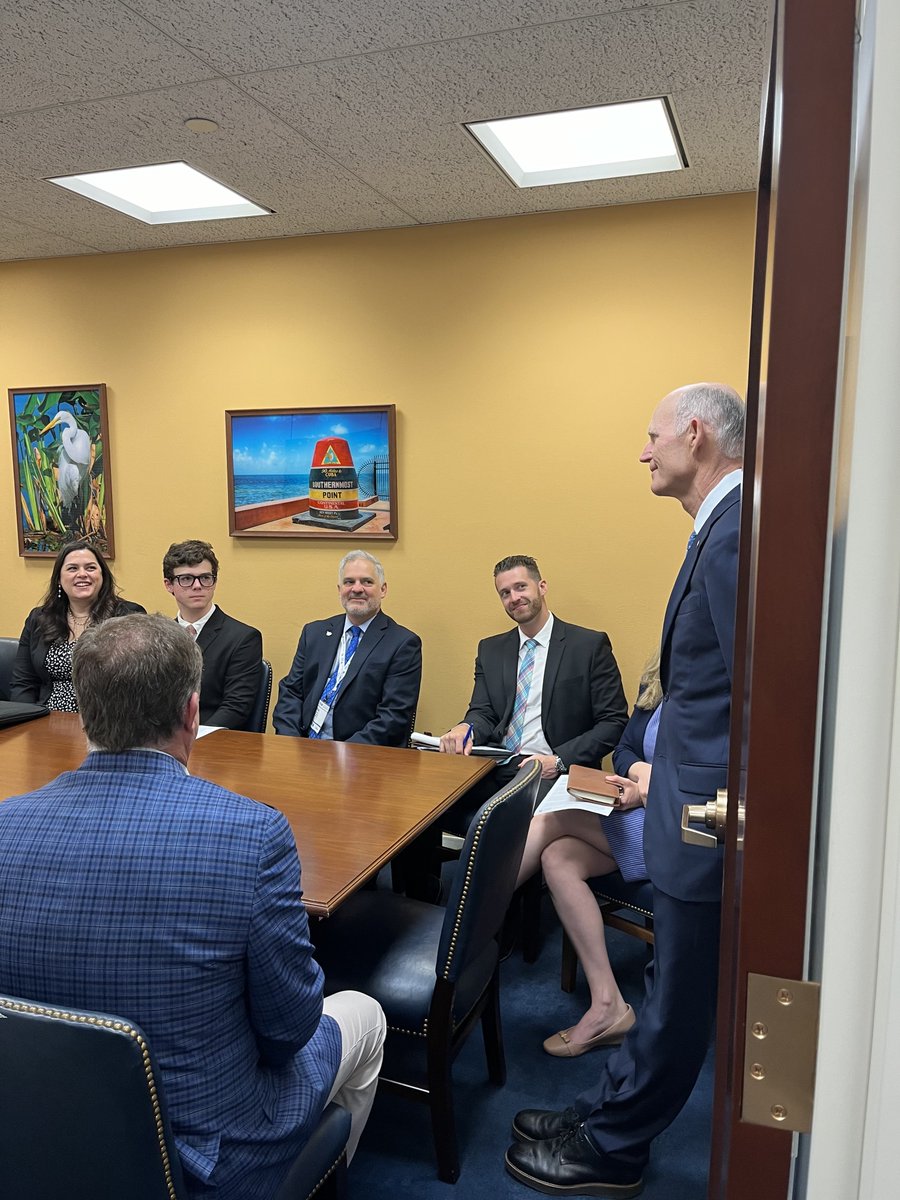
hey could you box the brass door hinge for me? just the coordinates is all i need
[742,972,820,1132]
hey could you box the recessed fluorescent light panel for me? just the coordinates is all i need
[49,161,272,224]
[466,98,686,188]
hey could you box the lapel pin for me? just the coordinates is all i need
[326,630,333,636]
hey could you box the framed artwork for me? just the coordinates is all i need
[8,384,115,559]
[226,405,398,540]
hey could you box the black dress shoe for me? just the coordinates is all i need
[506,1126,643,1197]
[512,1106,582,1143]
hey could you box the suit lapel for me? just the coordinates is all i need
[540,618,565,725]
[195,607,224,649]
[334,614,388,700]
[311,616,344,704]
[660,487,741,669]
[500,629,519,725]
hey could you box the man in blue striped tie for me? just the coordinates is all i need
[439,554,628,824]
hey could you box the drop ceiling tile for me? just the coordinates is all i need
[648,0,770,90]
[0,213,99,259]
[126,0,679,75]
[0,0,216,116]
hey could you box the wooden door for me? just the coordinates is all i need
[709,0,857,1195]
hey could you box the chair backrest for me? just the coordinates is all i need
[244,658,273,733]
[0,636,18,701]
[0,993,187,1200]
[436,759,541,983]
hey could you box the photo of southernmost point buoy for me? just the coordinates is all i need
[226,405,397,540]
[294,435,375,532]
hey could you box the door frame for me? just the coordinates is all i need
[708,0,857,1195]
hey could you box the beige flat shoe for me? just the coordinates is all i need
[542,1004,636,1057]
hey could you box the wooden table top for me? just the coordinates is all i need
[0,713,495,917]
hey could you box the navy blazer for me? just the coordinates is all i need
[463,617,628,768]
[273,611,422,746]
[611,701,655,779]
[0,750,341,1200]
[194,607,263,730]
[643,485,741,902]
[10,599,146,706]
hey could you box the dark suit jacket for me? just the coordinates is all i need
[273,611,422,747]
[0,750,341,1200]
[463,617,628,768]
[611,700,656,778]
[643,485,741,902]
[10,599,146,706]
[194,607,263,730]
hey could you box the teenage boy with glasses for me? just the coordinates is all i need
[163,539,263,730]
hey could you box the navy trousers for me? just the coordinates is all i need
[577,886,721,1169]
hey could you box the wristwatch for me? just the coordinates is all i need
[555,756,566,776]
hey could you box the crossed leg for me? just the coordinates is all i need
[517,810,630,1046]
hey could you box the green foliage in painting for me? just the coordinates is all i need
[12,388,110,555]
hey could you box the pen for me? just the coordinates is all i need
[462,723,473,750]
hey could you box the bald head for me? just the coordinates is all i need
[641,382,745,516]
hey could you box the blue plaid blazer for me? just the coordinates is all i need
[0,750,341,1200]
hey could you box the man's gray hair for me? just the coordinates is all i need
[73,613,202,753]
[674,383,745,460]
[338,549,385,586]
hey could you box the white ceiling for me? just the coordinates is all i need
[0,0,770,263]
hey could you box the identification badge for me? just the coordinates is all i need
[310,700,330,735]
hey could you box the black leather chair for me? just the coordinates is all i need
[0,992,351,1200]
[245,658,273,732]
[560,872,655,993]
[0,636,19,701]
[275,1103,351,1200]
[0,993,187,1200]
[313,760,541,1183]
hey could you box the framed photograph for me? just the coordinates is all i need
[226,405,398,540]
[8,384,115,558]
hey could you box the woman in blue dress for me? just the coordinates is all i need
[515,651,661,1057]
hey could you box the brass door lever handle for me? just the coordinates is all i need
[681,788,730,847]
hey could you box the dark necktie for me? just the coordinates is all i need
[309,625,362,739]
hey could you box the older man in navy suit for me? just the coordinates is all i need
[506,383,745,1197]
[273,549,421,746]
[0,614,385,1200]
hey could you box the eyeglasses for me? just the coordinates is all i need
[172,573,217,589]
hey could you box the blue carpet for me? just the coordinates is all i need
[347,878,713,1198]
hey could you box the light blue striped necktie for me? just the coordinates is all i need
[505,638,538,751]
[687,530,698,551]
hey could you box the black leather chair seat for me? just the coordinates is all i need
[592,873,653,914]
[315,892,499,1085]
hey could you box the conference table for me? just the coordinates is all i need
[0,713,495,917]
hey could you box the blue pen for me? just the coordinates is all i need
[462,724,473,750]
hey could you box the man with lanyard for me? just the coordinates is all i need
[273,549,421,748]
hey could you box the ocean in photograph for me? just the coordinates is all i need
[233,473,309,507]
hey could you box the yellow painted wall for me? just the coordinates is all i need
[0,194,754,733]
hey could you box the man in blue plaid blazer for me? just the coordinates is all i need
[0,613,385,1200]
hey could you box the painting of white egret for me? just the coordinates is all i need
[8,384,115,558]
